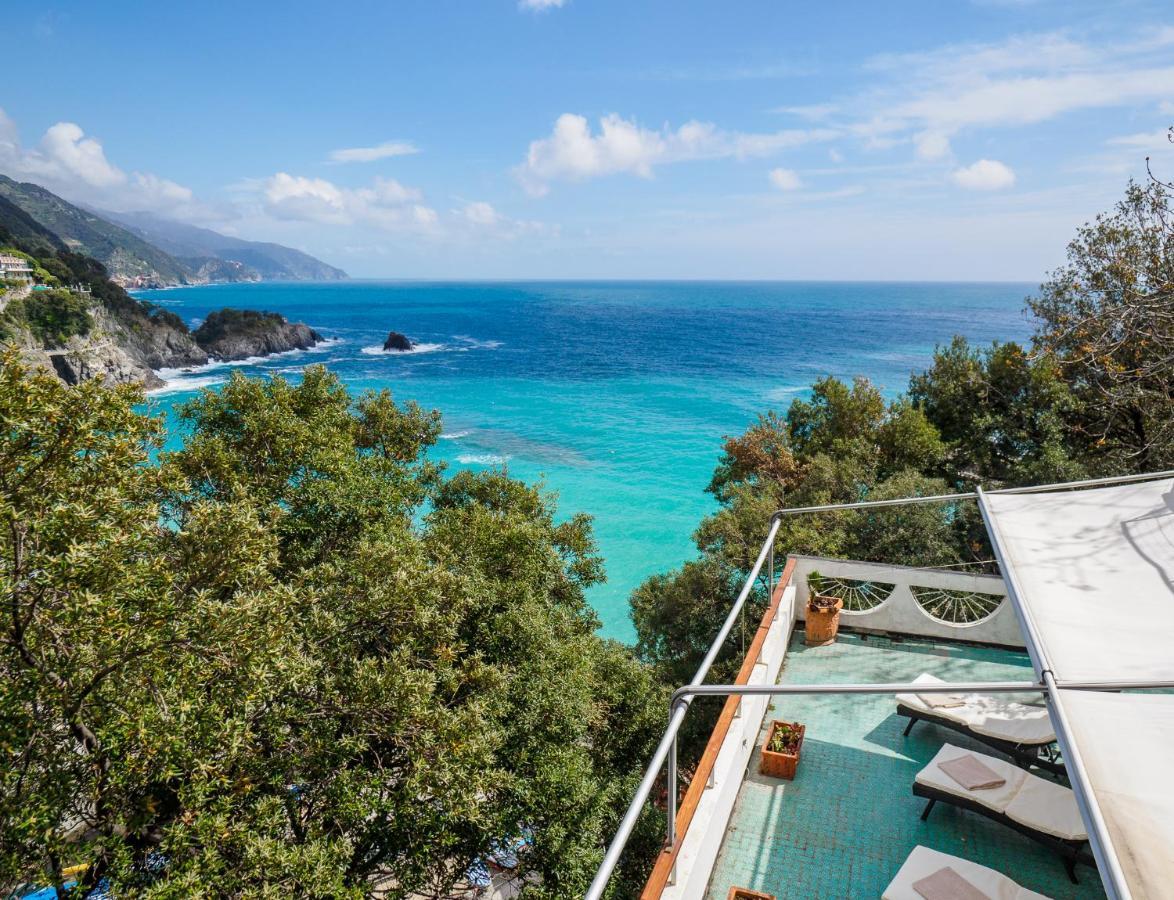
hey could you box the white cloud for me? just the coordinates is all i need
[413,205,439,226]
[854,30,1174,160]
[775,103,839,120]
[951,158,1016,190]
[828,148,844,163]
[519,0,565,9]
[461,201,501,226]
[0,108,196,215]
[516,112,836,194]
[34,122,125,187]
[452,200,553,241]
[768,168,801,190]
[328,140,420,163]
[262,172,435,231]
[1106,128,1173,149]
[913,131,951,161]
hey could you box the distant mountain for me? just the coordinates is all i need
[101,210,349,282]
[0,174,348,287]
[0,174,190,286]
[0,194,65,256]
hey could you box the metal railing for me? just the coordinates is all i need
[583,513,783,900]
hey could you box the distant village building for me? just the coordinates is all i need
[0,254,34,282]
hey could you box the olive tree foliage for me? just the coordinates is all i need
[1029,178,1174,471]
[0,358,665,899]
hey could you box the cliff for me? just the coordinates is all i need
[0,288,205,390]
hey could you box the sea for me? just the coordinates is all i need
[135,280,1035,642]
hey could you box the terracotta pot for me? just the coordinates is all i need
[804,595,843,646]
[727,887,776,900]
[759,720,805,779]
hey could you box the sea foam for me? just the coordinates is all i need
[360,342,445,356]
[456,453,510,466]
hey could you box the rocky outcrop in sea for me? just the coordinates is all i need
[383,331,415,352]
[193,308,322,361]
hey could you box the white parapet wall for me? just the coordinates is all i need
[662,583,797,900]
[790,555,1022,647]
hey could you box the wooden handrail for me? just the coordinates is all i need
[639,557,797,900]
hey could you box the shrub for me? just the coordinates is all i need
[21,288,93,347]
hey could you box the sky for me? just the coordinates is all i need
[2,0,1172,280]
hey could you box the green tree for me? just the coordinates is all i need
[909,337,1083,487]
[1029,179,1174,471]
[1,359,664,898]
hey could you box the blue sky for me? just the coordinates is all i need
[2,0,1172,279]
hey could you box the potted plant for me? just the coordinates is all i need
[759,719,806,779]
[804,570,843,646]
[727,888,776,900]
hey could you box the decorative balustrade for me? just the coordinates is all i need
[791,555,1021,646]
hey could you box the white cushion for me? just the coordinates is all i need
[916,744,1026,813]
[882,845,1052,900]
[1006,772,1087,841]
[962,695,1056,746]
[900,673,1056,745]
[917,744,1086,842]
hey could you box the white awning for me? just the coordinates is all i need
[980,476,1174,899]
[1054,690,1174,899]
[982,477,1174,683]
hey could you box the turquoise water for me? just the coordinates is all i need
[137,281,1034,641]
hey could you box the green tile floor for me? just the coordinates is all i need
[704,632,1108,900]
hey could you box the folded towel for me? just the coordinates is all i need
[913,866,990,900]
[937,754,1006,791]
[918,692,966,709]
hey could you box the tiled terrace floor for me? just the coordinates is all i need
[704,631,1108,900]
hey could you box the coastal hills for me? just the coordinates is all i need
[0,174,347,288]
[0,189,327,389]
[102,209,349,284]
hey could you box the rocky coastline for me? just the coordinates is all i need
[10,303,322,390]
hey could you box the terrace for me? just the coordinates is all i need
[588,473,1174,900]
[704,631,1102,900]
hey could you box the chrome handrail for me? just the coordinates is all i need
[583,513,782,900]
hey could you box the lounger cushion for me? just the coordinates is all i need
[916,744,1027,813]
[883,845,1051,900]
[962,696,1055,746]
[1005,772,1087,841]
[917,744,1087,842]
[900,673,1056,746]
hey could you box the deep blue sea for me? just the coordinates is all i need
[135,281,1035,641]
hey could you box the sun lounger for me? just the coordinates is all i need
[883,845,1052,899]
[914,744,1093,883]
[897,673,1063,775]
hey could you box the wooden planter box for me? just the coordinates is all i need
[804,595,843,646]
[727,888,775,900]
[759,720,805,779]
